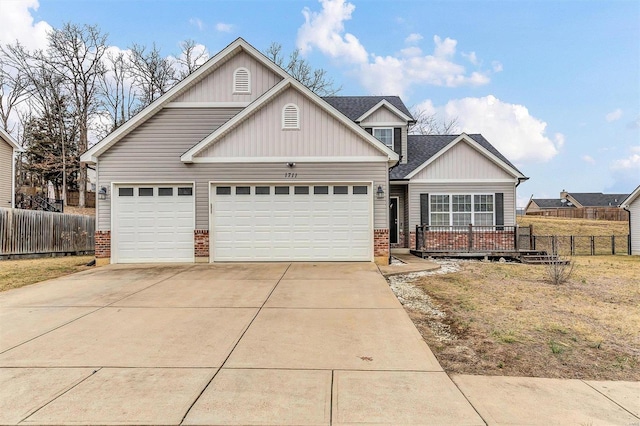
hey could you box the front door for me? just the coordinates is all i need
[389,197,398,244]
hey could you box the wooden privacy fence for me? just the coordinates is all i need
[526,207,628,221]
[0,208,95,257]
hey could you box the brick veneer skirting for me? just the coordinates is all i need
[374,228,390,258]
[409,232,416,251]
[95,231,111,258]
[194,230,209,257]
[390,230,406,249]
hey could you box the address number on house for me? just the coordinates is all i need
[284,173,298,178]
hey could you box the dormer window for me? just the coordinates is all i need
[282,103,300,129]
[373,128,393,149]
[233,67,250,93]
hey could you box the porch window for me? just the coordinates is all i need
[430,194,495,226]
[372,128,393,149]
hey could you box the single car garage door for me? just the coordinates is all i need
[113,184,195,263]
[212,183,372,261]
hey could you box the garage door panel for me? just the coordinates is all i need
[114,184,194,263]
[212,183,372,262]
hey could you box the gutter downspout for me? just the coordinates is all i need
[623,206,631,255]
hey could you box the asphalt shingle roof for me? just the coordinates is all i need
[568,193,629,207]
[322,96,413,122]
[389,134,523,180]
[531,199,575,208]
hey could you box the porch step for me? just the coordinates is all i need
[520,253,569,265]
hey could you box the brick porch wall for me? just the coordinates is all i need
[409,232,416,251]
[374,228,390,258]
[95,231,111,258]
[194,230,209,257]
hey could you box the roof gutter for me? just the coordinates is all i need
[516,177,529,187]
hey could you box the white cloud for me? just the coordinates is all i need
[582,155,596,165]
[296,0,495,96]
[405,33,423,44]
[462,51,479,65]
[609,153,640,190]
[189,18,204,31]
[416,95,561,163]
[492,61,503,72]
[631,145,640,153]
[605,108,623,122]
[0,0,51,50]
[215,22,233,33]
[611,153,640,171]
[297,0,367,63]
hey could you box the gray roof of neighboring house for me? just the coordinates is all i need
[389,134,523,180]
[568,193,630,207]
[531,199,575,208]
[322,96,414,122]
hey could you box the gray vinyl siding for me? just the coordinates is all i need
[97,107,389,231]
[0,140,13,207]
[408,182,517,230]
[198,87,381,158]
[173,51,283,103]
[412,141,513,180]
[630,200,640,255]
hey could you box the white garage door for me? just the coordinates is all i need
[212,183,372,261]
[113,184,194,263]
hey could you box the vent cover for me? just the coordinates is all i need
[233,67,250,93]
[282,103,300,129]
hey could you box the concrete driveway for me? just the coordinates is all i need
[0,262,483,425]
[1,263,637,425]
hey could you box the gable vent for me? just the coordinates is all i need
[233,67,250,93]
[282,103,300,129]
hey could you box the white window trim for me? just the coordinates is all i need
[372,127,394,150]
[233,67,251,94]
[282,103,300,130]
[429,193,495,227]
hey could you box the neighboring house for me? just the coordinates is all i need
[81,38,526,265]
[620,185,640,255]
[525,198,576,214]
[526,191,629,220]
[0,128,21,208]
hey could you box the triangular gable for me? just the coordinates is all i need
[356,99,413,123]
[80,38,290,164]
[0,128,22,151]
[406,133,525,180]
[620,185,640,208]
[182,79,399,163]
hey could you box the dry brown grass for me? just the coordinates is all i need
[63,206,96,216]
[0,256,94,292]
[408,255,640,380]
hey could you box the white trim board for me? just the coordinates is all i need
[189,156,389,163]
[356,99,413,123]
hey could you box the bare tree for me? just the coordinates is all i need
[0,55,28,132]
[128,43,177,106]
[46,23,108,207]
[264,42,340,96]
[409,107,459,135]
[99,50,140,135]
[176,39,208,79]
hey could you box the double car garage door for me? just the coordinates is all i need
[112,183,372,262]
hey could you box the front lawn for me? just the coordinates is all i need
[0,256,95,292]
[392,255,640,380]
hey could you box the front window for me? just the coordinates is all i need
[373,128,393,149]
[430,194,495,226]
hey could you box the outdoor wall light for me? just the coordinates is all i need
[376,185,385,199]
[286,162,296,168]
[98,186,108,200]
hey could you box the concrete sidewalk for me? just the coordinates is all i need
[0,262,638,425]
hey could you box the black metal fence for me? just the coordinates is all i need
[530,235,629,256]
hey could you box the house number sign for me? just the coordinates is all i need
[284,172,298,178]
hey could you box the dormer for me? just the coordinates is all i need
[323,96,414,164]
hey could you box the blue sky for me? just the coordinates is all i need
[2,0,639,205]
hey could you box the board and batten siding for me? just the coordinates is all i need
[408,182,517,229]
[173,51,283,103]
[412,141,514,180]
[629,199,640,255]
[0,139,14,207]
[98,107,390,231]
[197,87,382,158]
